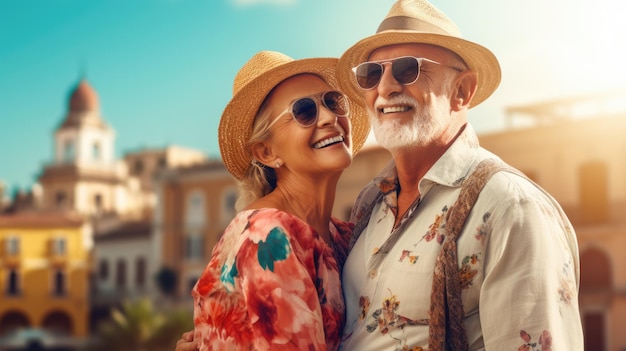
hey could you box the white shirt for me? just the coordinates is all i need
[340,125,583,350]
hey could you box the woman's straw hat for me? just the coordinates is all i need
[219,50,370,180]
[337,0,501,108]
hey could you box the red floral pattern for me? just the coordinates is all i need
[192,208,351,351]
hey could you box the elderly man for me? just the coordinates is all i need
[337,0,584,350]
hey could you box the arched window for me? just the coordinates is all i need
[94,194,103,213]
[56,192,67,208]
[186,191,206,228]
[116,259,127,290]
[185,191,206,260]
[92,141,101,161]
[42,311,73,335]
[7,269,19,295]
[133,160,144,175]
[135,257,146,289]
[99,259,109,280]
[6,236,19,255]
[51,237,66,256]
[53,269,66,296]
[63,140,75,162]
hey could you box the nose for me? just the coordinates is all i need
[317,104,338,126]
[376,62,402,97]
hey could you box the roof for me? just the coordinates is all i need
[57,78,112,131]
[95,220,152,242]
[0,210,85,228]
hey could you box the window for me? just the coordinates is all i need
[116,259,127,290]
[135,257,146,289]
[7,269,19,295]
[53,270,66,296]
[55,192,67,208]
[133,160,144,175]
[158,157,167,168]
[185,191,206,228]
[63,140,74,162]
[221,188,238,224]
[99,259,109,280]
[94,194,103,213]
[92,142,101,161]
[51,237,66,256]
[5,237,19,255]
[185,235,203,260]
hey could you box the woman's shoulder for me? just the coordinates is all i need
[235,208,312,238]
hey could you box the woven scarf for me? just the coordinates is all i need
[428,158,518,351]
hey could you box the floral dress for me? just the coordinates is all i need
[192,208,352,351]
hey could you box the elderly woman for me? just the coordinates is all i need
[177,51,369,351]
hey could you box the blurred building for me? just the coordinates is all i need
[0,211,91,340]
[2,77,209,339]
[148,147,390,303]
[152,160,236,302]
[90,220,154,329]
[37,79,206,220]
[480,91,626,351]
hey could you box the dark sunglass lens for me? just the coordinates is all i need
[324,91,349,117]
[355,63,382,89]
[392,57,419,85]
[323,91,349,116]
[292,98,317,126]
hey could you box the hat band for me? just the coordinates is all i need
[376,16,451,36]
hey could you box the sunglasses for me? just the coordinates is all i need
[353,56,461,90]
[268,90,349,128]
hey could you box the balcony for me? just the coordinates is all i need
[0,252,20,267]
[47,239,67,267]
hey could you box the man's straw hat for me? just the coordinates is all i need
[219,50,370,181]
[337,0,501,108]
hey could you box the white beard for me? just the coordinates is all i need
[369,94,450,151]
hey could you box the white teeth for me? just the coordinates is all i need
[382,106,410,113]
[313,135,345,149]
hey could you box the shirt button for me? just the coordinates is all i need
[369,269,377,279]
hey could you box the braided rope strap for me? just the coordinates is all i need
[428,158,519,351]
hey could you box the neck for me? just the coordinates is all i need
[391,123,467,196]
[256,172,340,238]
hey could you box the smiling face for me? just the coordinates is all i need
[363,43,467,151]
[254,73,354,180]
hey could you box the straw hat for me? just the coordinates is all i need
[337,0,501,108]
[219,50,370,181]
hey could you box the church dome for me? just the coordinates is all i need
[57,78,111,131]
[69,79,99,111]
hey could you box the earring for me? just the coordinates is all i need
[275,162,281,168]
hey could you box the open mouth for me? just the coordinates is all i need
[313,135,345,149]
[381,106,412,114]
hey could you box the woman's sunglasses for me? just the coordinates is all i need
[352,56,461,90]
[269,90,349,128]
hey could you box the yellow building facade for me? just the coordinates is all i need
[0,211,90,338]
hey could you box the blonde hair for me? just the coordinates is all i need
[234,97,278,211]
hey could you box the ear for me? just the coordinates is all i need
[451,70,478,111]
[250,141,280,168]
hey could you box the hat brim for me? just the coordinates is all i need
[219,57,370,181]
[337,31,501,109]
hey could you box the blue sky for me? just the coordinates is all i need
[1,0,624,193]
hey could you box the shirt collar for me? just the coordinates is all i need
[372,123,481,196]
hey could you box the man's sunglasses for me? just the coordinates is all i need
[268,90,349,128]
[352,56,462,90]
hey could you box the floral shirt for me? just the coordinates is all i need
[340,125,583,351]
[192,208,352,351]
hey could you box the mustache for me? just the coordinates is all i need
[374,94,419,110]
